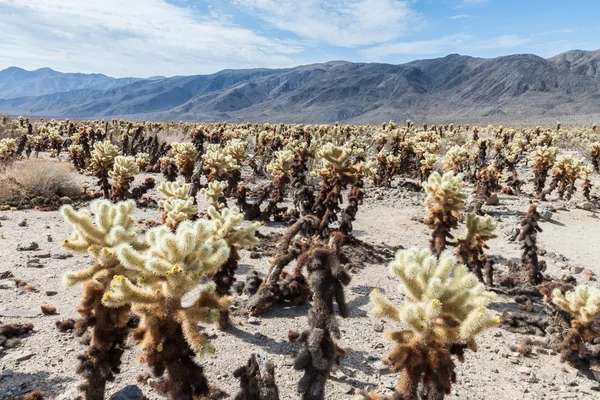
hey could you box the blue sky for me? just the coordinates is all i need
[0,0,598,77]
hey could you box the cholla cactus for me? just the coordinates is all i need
[199,180,228,210]
[68,144,87,171]
[530,146,558,195]
[48,132,64,158]
[103,220,231,399]
[224,138,248,166]
[0,138,18,165]
[548,155,584,200]
[109,156,140,201]
[202,147,240,183]
[589,143,600,173]
[267,150,294,202]
[420,153,438,181]
[135,152,150,171]
[60,200,145,400]
[455,214,497,285]
[313,143,364,236]
[159,157,178,182]
[476,165,501,198]
[423,171,467,255]
[517,205,544,284]
[157,181,197,231]
[373,149,400,187]
[580,165,594,201]
[91,140,120,198]
[171,142,197,182]
[551,285,600,367]
[444,146,468,174]
[207,206,259,328]
[368,248,499,400]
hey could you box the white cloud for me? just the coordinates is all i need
[0,0,304,77]
[459,0,489,5]
[449,14,474,20]
[232,0,422,47]
[362,33,531,59]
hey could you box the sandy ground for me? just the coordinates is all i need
[1,159,600,400]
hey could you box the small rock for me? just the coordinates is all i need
[45,291,58,296]
[283,357,295,367]
[26,259,44,268]
[47,235,53,242]
[108,385,144,400]
[57,386,83,400]
[18,219,27,227]
[373,322,384,332]
[247,317,260,325]
[540,208,553,221]
[486,193,500,205]
[17,242,39,251]
[59,197,73,205]
[570,266,584,274]
[3,350,35,362]
[0,280,17,290]
[578,201,596,210]
[36,253,52,259]
[0,308,40,318]
[581,269,597,281]
[52,253,73,260]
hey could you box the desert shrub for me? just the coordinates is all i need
[0,159,81,207]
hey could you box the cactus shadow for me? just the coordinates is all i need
[346,285,377,318]
[0,370,75,397]
[226,324,296,356]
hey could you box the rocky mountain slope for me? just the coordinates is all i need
[1,50,600,124]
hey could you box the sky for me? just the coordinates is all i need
[0,0,599,77]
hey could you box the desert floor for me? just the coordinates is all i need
[1,159,600,400]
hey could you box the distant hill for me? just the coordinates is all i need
[2,50,600,124]
[0,67,144,99]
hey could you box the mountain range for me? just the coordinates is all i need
[1,49,600,124]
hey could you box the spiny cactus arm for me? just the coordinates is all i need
[102,275,161,308]
[368,289,400,322]
[179,315,215,356]
[552,286,600,323]
[199,181,228,209]
[64,263,105,286]
[207,207,260,248]
[61,205,106,246]
[158,181,192,199]
[459,306,501,342]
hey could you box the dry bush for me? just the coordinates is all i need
[0,159,81,205]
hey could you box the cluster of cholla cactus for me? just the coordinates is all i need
[455,214,497,285]
[157,181,197,231]
[543,155,586,201]
[60,200,146,400]
[423,171,467,255]
[367,248,499,400]
[551,285,600,367]
[102,218,232,399]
